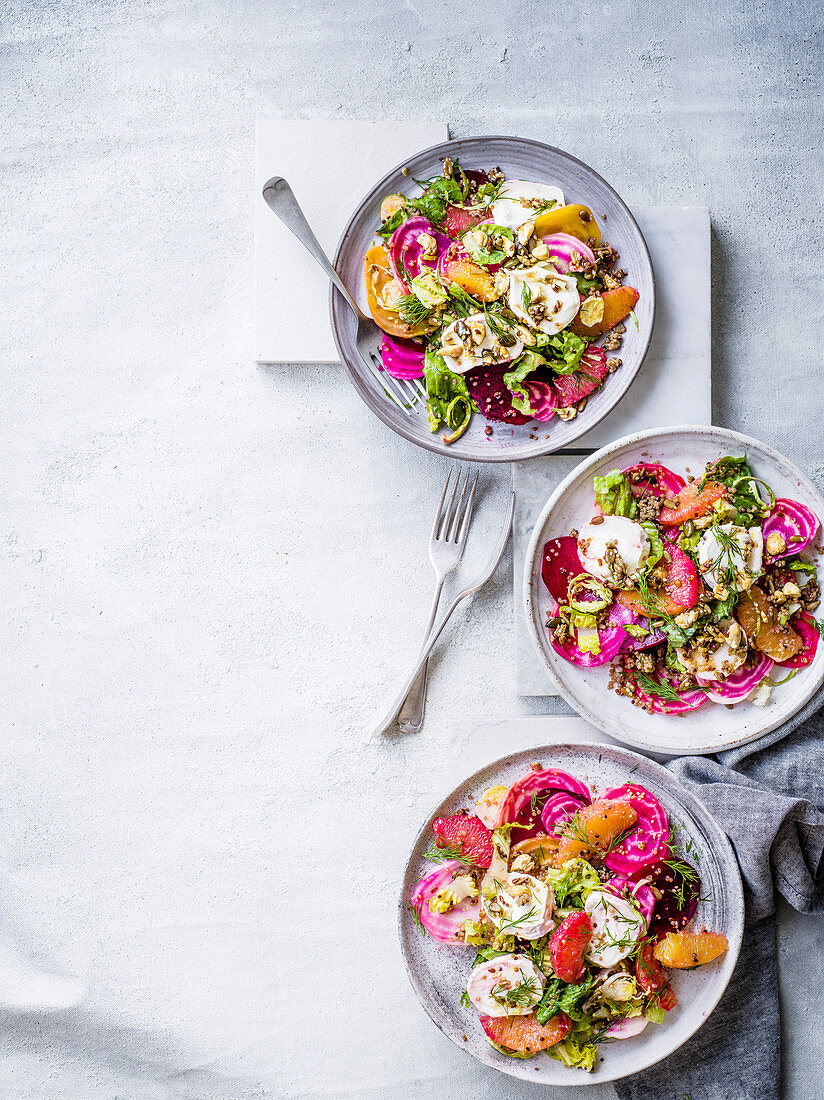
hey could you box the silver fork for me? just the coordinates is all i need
[397,468,479,733]
[375,489,515,737]
[261,176,427,413]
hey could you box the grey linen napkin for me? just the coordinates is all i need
[615,690,824,1100]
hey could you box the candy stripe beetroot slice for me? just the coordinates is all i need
[775,611,820,668]
[604,873,656,927]
[762,498,820,561]
[601,783,670,874]
[540,791,584,833]
[620,462,686,499]
[548,599,640,668]
[410,861,480,944]
[497,768,591,829]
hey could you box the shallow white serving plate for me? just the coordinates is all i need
[398,741,744,1086]
[523,425,824,755]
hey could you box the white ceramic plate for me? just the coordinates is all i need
[523,425,824,755]
[398,740,744,1085]
[330,136,655,461]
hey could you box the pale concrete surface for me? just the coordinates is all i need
[2,1,822,1097]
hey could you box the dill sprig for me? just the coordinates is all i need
[422,840,476,868]
[490,973,541,1009]
[396,293,432,327]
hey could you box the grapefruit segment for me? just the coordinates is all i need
[480,1011,572,1054]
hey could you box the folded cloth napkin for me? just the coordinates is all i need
[616,689,824,1100]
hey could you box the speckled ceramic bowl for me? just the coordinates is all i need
[398,740,743,1085]
[523,426,824,755]
[330,136,654,461]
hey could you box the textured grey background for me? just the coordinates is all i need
[2,1,823,1098]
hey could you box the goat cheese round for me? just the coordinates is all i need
[439,312,523,375]
[578,516,651,584]
[490,179,565,230]
[680,618,747,681]
[466,953,545,1018]
[507,265,580,335]
[481,872,555,941]
[584,889,645,968]
[697,523,763,593]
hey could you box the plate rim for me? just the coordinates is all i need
[329,134,656,462]
[397,737,744,1085]
[521,423,824,754]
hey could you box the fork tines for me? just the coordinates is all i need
[433,467,479,544]
[365,351,427,417]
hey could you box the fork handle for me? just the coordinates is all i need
[396,578,445,733]
[261,176,363,319]
[373,588,472,737]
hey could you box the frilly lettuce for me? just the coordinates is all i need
[545,330,588,375]
[547,1034,598,1072]
[593,469,637,518]
[543,857,601,908]
[503,350,545,416]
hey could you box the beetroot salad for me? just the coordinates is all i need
[410,763,727,1071]
[364,159,639,443]
[542,456,822,712]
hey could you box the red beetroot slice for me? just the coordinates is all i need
[552,347,609,407]
[541,536,585,602]
[464,363,530,424]
[601,783,670,874]
[432,814,493,868]
[550,911,593,982]
[630,857,700,938]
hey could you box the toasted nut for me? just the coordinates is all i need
[530,241,549,259]
[766,531,787,556]
[467,317,487,344]
[493,270,510,296]
[417,232,437,258]
[516,220,535,246]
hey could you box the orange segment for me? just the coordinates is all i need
[570,286,639,337]
[736,586,802,663]
[380,193,406,222]
[512,833,560,865]
[440,255,497,301]
[653,930,729,969]
[556,799,637,864]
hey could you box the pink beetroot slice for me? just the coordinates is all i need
[552,347,609,407]
[464,363,530,424]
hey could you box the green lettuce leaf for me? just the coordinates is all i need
[536,974,596,1025]
[423,349,474,432]
[593,469,638,518]
[503,350,546,416]
[545,330,588,376]
[543,858,601,908]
